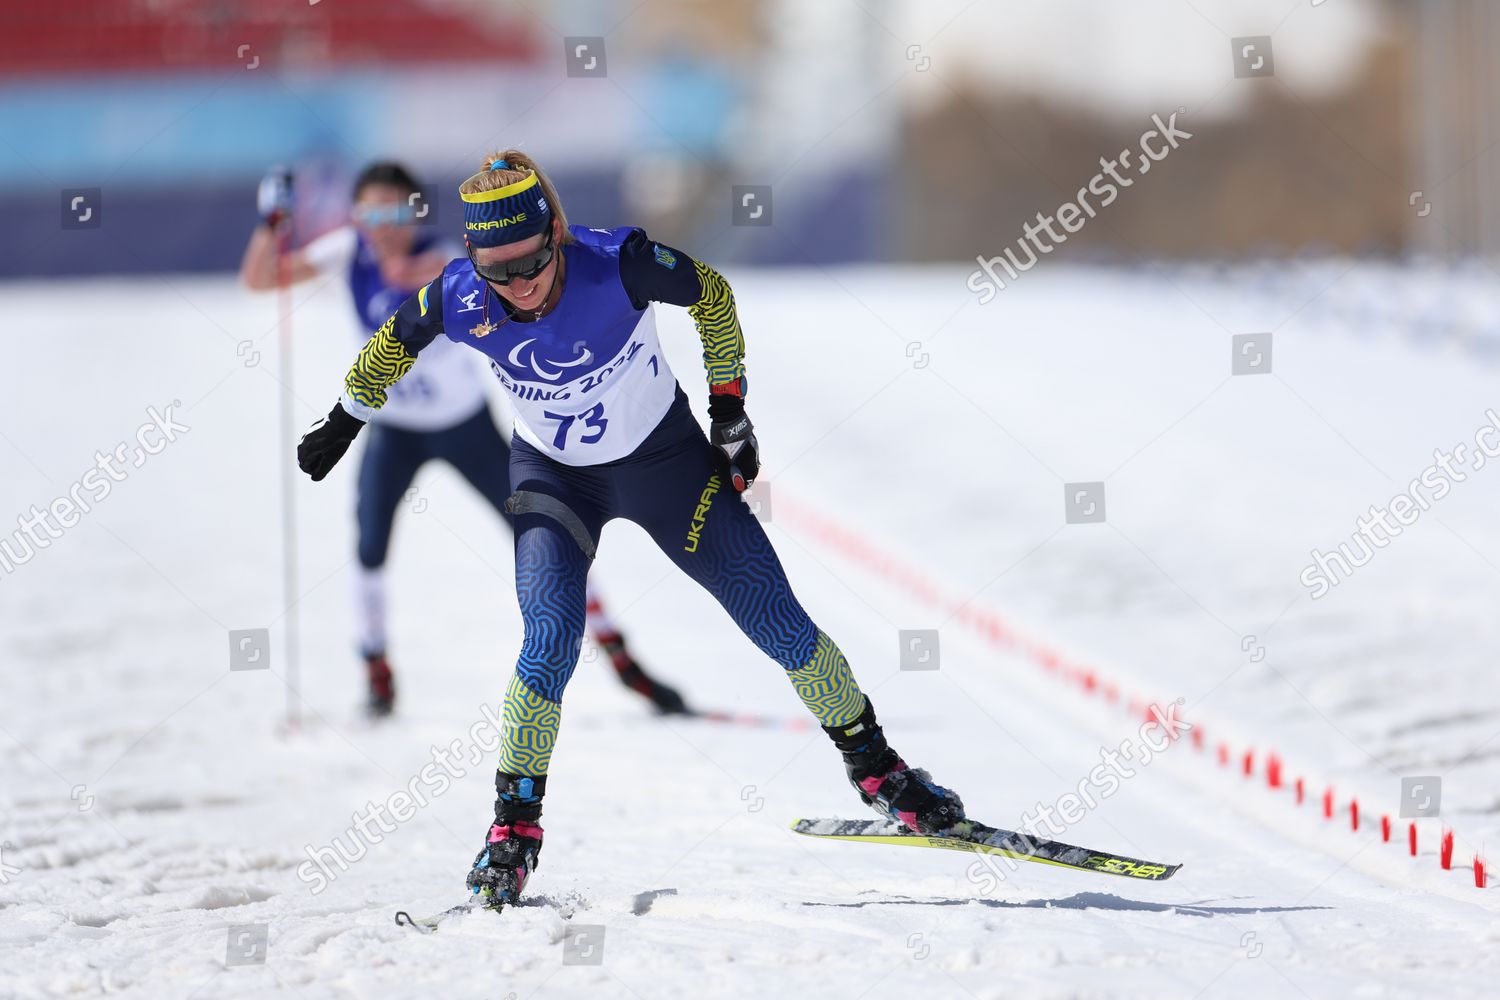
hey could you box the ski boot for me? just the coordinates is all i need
[466,773,545,908]
[823,699,965,835]
[364,652,395,718]
[597,630,689,715]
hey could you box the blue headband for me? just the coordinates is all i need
[460,169,552,248]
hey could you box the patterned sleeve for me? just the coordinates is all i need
[340,275,446,420]
[618,230,746,390]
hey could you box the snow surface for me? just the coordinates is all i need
[3,263,1500,998]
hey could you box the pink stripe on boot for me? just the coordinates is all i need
[858,759,908,795]
[487,821,546,844]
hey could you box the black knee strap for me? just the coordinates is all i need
[505,490,597,560]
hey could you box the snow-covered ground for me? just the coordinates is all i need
[3,263,1499,998]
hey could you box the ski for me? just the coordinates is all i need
[394,900,494,933]
[791,818,1181,881]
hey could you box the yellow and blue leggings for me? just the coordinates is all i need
[495,389,865,775]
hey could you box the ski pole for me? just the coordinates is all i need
[275,213,302,732]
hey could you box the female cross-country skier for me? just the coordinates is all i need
[242,160,688,718]
[295,150,965,906]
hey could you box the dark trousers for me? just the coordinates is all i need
[507,388,818,703]
[356,404,513,569]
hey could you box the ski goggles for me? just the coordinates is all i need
[352,202,419,226]
[467,228,555,286]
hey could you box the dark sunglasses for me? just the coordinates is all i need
[468,230,555,286]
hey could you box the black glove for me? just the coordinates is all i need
[708,391,759,492]
[298,402,364,482]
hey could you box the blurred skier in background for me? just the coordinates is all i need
[240,161,690,719]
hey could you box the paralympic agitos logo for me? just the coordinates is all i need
[507,338,594,382]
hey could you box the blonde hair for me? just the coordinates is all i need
[459,149,574,245]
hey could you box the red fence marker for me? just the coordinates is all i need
[783,494,1499,894]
